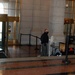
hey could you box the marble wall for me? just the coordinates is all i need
[49,0,66,43]
[20,0,66,45]
[20,0,50,44]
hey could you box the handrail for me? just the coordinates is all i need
[30,34,40,39]
[20,33,40,50]
[30,34,40,50]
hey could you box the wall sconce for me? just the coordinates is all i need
[66,4,68,8]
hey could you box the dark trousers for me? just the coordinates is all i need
[41,43,48,56]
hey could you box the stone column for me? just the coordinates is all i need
[49,0,66,43]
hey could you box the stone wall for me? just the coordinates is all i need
[20,0,66,45]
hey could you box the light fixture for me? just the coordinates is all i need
[66,4,68,8]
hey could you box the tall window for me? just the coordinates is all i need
[0,22,2,41]
[0,3,4,41]
[0,3,4,14]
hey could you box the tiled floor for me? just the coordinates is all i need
[0,45,75,75]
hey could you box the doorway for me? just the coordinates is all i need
[8,17,19,45]
[0,14,8,52]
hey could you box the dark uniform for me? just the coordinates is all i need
[40,32,49,56]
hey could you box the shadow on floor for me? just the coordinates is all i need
[0,52,7,58]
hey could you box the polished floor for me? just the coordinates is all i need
[7,45,74,58]
[7,45,40,58]
[0,56,75,75]
[0,45,75,75]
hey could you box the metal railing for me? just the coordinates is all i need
[20,33,40,50]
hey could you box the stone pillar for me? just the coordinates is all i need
[49,0,66,43]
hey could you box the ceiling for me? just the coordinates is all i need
[67,0,75,1]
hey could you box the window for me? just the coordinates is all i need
[0,3,4,14]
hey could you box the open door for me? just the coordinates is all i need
[0,14,8,53]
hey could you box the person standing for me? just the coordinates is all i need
[40,29,49,56]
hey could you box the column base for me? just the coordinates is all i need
[62,59,71,65]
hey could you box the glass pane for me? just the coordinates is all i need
[0,22,2,32]
[8,22,13,40]
[0,22,2,41]
[0,34,2,41]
